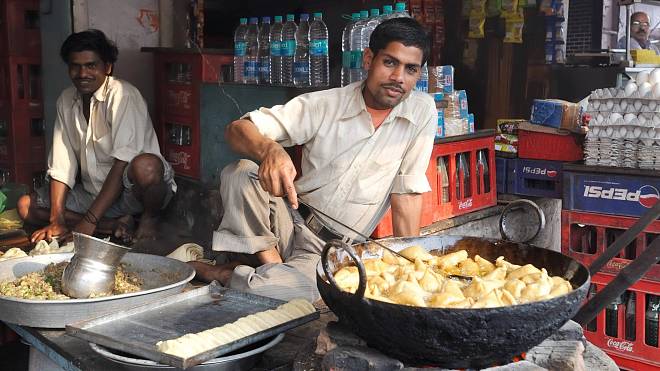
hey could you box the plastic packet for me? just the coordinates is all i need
[468,12,486,39]
[501,0,519,12]
[487,0,502,17]
[504,10,524,43]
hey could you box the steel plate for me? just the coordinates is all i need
[0,252,195,328]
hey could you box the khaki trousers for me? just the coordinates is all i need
[212,159,325,302]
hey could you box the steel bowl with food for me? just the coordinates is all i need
[316,235,590,369]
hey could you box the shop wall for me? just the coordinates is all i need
[40,0,74,155]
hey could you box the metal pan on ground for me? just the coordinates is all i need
[89,333,284,370]
[67,282,320,369]
[0,252,195,328]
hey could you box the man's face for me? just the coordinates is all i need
[631,13,651,42]
[67,51,111,96]
[362,41,423,110]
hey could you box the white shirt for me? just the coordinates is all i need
[48,76,168,194]
[247,81,437,236]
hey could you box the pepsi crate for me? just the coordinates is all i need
[563,164,660,218]
[507,158,564,199]
[582,273,659,371]
[495,156,509,193]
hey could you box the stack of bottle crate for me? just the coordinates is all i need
[0,0,46,191]
[561,163,659,370]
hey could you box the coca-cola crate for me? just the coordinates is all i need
[160,117,199,179]
[563,164,660,218]
[506,158,564,199]
[0,161,47,191]
[518,128,583,162]
[0,106,45,164]
[582,273,659,370]
[0,0,40,57]
[561,210,660,282]
[372,131,497,238]
[0,56,43,113]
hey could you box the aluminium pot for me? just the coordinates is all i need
[317,235,590,369]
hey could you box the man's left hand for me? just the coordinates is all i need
[73,219,97,237]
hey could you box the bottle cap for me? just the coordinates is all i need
[274,15,283,22]
[300,13,309,21]
[313,12,322,19]
[239,18,248,24]
[261,16,271,23]
[286,14,295,21]
[360,10,369,18]
[249,17,259,24]
[383,5,393,14]
[370,9,380,17]
[395,2,406,11]
[351,12,361,20]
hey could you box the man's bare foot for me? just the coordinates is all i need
[134,215,159,241]
[188,261,240,286]
[114,215,135,244]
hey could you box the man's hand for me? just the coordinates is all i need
[73,219,96,238]
[31,221,69,243]
[258,142,298,208]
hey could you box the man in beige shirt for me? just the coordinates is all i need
[190,18,437,301]
[18,29,176,242]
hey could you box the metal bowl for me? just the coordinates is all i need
[89,334,284,370]
[0,252,195,328]
[317,235,590,369]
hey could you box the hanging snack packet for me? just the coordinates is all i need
[501,0,519,12]
[468,11,486,39]
[487,0,502,17]
[504,10,524,43]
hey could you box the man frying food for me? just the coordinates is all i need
[190,17,437,302]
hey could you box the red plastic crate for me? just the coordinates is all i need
[161,117,199,179]
[561,210,660,282]
[518,129,583,162]
[0,0,41,57]
[582,273,659,370]
[0,161,46,191]
[372,132,497,238]
[0,56,43,114]
[0,105,45,164]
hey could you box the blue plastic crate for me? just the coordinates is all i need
[563,165,660,218]
[495,157,510,194]
[508,158,564,199]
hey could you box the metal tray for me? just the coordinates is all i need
[89,334,284,370]
[0,252,195,328]
[66,282,320,369]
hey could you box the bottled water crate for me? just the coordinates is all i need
[563,164,660,218]
[582,272,659,370]
[372,130,497,238]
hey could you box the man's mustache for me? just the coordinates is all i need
[381,84,404,93]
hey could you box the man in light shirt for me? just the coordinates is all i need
[190,18,437,301]
[618,11,660,54]
[18,29,176,243]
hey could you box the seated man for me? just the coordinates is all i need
[618,11,660,54]
[190,18,437,302]
[18,29,176,243]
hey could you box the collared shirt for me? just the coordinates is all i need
[617,37,660,54]
[48,76,174,195]
[246,81,437,237]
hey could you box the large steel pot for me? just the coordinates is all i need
[317,235,590,369]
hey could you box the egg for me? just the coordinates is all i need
[624,81,638,97]
[638,115,647,125]
[637,70,650,85]
[596,114,604,124]
[654,114,660,125]
[618,126,628,138]
[650,68,660,84]
[633,127,642,138]
[639,82,653,97]
[610,112,623,124]
[605,99,614,110]
[652,83,660,99]
[605,127,614,137]
[592,100,601,110]
[624,113,637,123]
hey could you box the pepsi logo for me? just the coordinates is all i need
[547,170,557,178]
[638,185,659,208]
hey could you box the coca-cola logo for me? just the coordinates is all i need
[606,338,633,352]
[168,150,191,170]
[606,260,628,271]
[458,198,473,210]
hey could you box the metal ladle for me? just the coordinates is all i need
[61,233,131,299]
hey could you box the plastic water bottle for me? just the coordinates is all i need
[362,8,381,50]
[341,13,360,86]
[280,14,297,86]
[294,14,310,87]
[415,63,428,92]
[243,17,259,84]
[393,2,411,18]
[309,12,329,87]
[382,5,394,21]
[257,17,271,84]
[349,11,368,83]
[270,16,283,85]
[233,18,248,83]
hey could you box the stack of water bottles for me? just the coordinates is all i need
[341,2,413,86]
[233,12,329,87]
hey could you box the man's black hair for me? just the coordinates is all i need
[60,29,119,65]
[369,17,431,66]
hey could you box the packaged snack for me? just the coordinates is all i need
[503,10,524,43]
[496,119,527,135]
[501,0,519,12]
[429,65,455,94]
[457,90,469,119]
[468,13,486,39]
[487,0,502,17]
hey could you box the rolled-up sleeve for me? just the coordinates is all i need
[109,88,151,163]
[391,103,437,194]
[47,96,77,189]
[243,93,320,147]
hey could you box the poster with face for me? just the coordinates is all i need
[617,4,660,51]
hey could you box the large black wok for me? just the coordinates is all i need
[317,235,590,369]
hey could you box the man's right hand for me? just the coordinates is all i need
[31,222,69,243]
[258,142,299,208]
